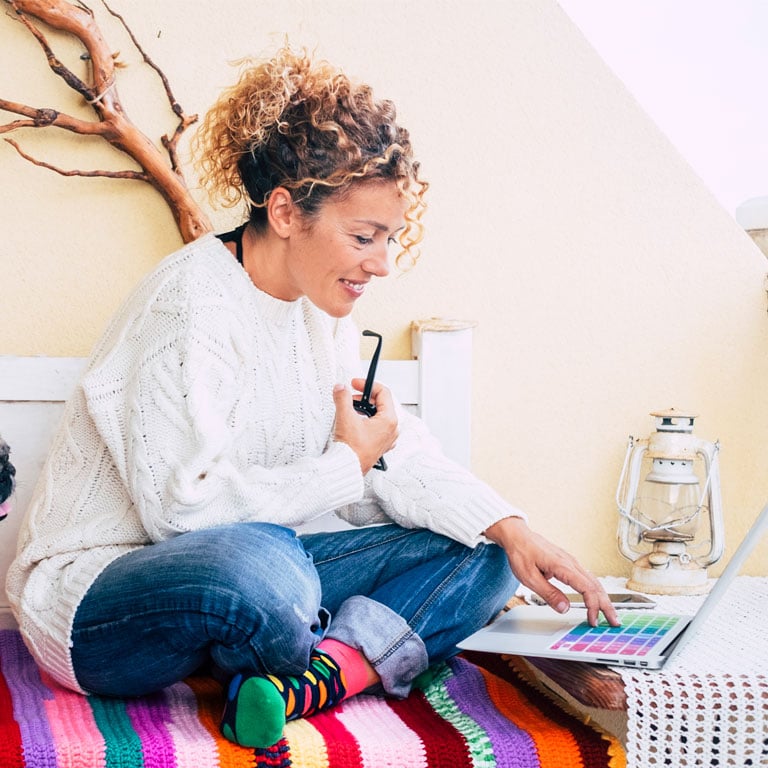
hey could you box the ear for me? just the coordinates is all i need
[266,187,296,239]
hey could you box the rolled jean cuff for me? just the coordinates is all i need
[324,595,428,699]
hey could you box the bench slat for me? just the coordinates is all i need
[0,357,87,402]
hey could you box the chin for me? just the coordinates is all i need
[319,300,357,318]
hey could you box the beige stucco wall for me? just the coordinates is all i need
[2,0,766,576]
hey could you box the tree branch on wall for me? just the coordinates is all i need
[0,0,212,243]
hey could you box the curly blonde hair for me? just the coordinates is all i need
[194,46,428,268]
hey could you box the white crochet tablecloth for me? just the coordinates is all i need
[600,575,768,767]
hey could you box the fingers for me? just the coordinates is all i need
[527,576,572,616]
[349,378,394,412]
[486,517,620,627]
[333,382,356,415]
[581,576,619,626]
[527,554,620,627]
[332,383,398,473]
[553,568,621,627]
[540,541,620,626]
[528,573,620,627]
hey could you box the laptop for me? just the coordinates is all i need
[458,501,768,669]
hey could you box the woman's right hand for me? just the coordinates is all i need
[332,380,398,474]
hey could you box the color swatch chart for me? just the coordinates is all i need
[549,613,680,657]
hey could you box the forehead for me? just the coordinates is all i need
[326,181,407,227]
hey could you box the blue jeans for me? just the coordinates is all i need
[71,523,517,698]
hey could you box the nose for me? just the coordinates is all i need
[361,243,390,278]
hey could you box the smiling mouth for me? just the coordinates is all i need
[341,279,366,295]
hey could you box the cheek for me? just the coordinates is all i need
[324,249,361,278]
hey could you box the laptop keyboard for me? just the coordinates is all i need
[549,613,679,658]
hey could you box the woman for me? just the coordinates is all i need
[7,47,617,749]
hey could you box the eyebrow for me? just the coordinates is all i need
[354,219,405,235]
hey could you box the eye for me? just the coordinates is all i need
[355,235,373,246]
[387,236,398,247]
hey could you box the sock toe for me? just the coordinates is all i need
[221,674,287,748]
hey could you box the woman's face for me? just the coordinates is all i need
[282,181,408,318]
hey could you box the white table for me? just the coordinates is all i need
[520,575,768,767]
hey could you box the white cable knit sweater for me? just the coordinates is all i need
[6,233,523,693]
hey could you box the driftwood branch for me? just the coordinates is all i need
[0,99,108,135]
[5,137,145,180]
[9,0,92,96]
[100,1,194,175]
[0,0,212,242]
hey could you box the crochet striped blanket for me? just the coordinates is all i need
[0,630,624,767]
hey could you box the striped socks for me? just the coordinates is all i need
[220,640,370,748]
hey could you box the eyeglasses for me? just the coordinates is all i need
[353,330,387,471]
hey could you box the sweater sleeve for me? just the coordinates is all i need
[338,404,527,548]
[81,265,363,542]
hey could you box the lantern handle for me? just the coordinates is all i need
[616,436,651,560]
[696,439,724,566]
[616,435,635,519]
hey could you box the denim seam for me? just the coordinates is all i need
[368,624,417,666]
[408,543,484,629]
[310,529,422,566]
[369,544,485,666]
[73,604,263,646]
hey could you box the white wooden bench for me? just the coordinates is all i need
[0,318,628,768]
[0,318,475,623]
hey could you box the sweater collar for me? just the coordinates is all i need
[206,234,304,328]
[250,282,304,328]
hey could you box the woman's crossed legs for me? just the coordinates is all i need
[71,522,517,744]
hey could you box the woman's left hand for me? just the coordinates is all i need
[484,516,620,627]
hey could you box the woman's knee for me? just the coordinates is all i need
[197,525,326,666]
[474,542,519,614]
[201,523,322,614]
